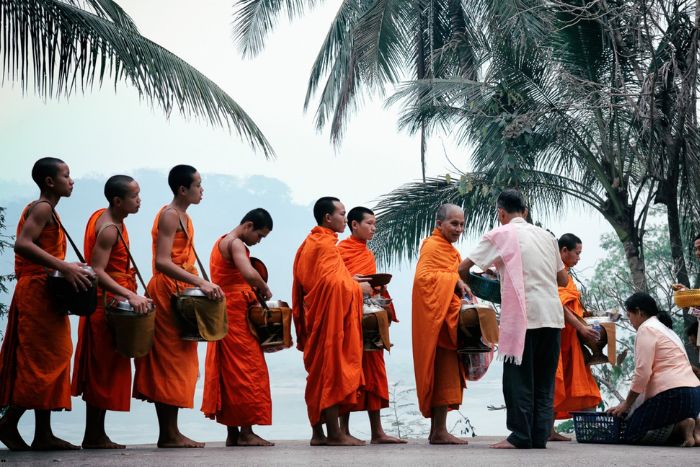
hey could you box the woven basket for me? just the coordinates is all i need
[469,272,501,304]
[571,411,625,444]
[673,289,700,308]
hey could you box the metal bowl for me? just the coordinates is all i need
[180,287,207,297]
[265,300,289,308]
[49,265,95,278]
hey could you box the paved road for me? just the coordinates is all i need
[0,437,696,466]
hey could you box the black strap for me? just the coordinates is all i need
[176,214,210,283]
[42,203,86,264]
[96,223,149,298]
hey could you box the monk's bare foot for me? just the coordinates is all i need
[237,432,274,446]
[0,420,30,451]
[31,434,80,451]
[82,434,125,449]
[548,431,571,442]
[157,433,205,448]
[310,428,327,446]
[371,433,407,444]
[678,418,695,447]
[326,434,366,446]
[490,438,516,449]
[694,418,700,446]
[429,432,468,445]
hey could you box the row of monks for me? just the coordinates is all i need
[0,158,601,450]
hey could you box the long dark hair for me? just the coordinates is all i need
[624,292,673,329]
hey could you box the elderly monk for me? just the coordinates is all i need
[292,197,372,446]
[71,175,152,449]
[412,203,470,445]
[550,233,601,441]
[0,158,93,451]
[133,165,224,448]
[202,208,275,447]
[338,207,405,444]
[460,189,568,449]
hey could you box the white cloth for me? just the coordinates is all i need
[468,217,565,329]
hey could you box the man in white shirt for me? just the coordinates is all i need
[458,189,568,449]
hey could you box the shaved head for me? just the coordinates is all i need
[436,203,463,222]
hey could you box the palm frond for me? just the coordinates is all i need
[1,0,274,157]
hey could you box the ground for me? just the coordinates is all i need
[0,437,696,466]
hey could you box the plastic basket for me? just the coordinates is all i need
[571,411,625,444]
[673,289,700,308]
[469,272,501,304]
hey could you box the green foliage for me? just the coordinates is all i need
[555,419,574,434]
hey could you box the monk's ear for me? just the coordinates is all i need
[44,175,55,189]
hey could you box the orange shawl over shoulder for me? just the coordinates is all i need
[412,229,465,418]
[0,202,71,410]
[133,206,199,408]
[201,237,271,426]
[292,226,364,424]
[554,272,601,418]
[72,208,135,411]
[337,235,396,412]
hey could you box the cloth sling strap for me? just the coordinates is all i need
[26,200,86,263]
[176,214,210,282]
[95,222,149,298]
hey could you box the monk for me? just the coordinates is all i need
[292,197,372,446]
[337,207,404,444]
[133,164,224,448]
[412,204,469,445]
[550,233,602,440]
[202,208,275,447]
[71,175,152,449]
[0,157,93,451]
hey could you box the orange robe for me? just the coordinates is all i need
[133,207,199,408]
[337,236,398,412]
[412,229,465,418]
[292,226,364,424]
[0,202,72,410]
[201,237,271,426]
[554,272,602,419]
[71,208,135,411]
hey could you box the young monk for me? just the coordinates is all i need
[202,208,275,447]
[412,204,469,445]
[71,175,152,449]
[0,157,93,451]
[133,165,223,448]
[337,207,405,444]
[292,197,372,446]
[550,233,602,441]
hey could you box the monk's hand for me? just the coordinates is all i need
[359,281,373,296]
[671,283,688,292]
[578,325,600,344]
[61,262,93,292]
[262,284,273,300]
[607,401,629,418]
[456,279,471,299]
[127,294,153,314]
[200,281,224,301]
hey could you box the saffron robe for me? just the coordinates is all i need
[0,202,71,410]
[201,237,272,426]
[133,207,199,408]
[337,235,398,412]
[412,229,466,418]
[554,272,602,419]
[71,208,135,411]
[292,226,364,424]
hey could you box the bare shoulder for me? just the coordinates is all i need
[27,200,53,222]
[158,208,180,232]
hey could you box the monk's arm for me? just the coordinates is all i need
[154,209,223,300]
[92,226,152,313]
[14,202,92,290]
[457,258,475,283]
[230,238,272,300]
[556,268,569,287]
[563,305,599,342]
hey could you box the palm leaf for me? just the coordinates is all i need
[1,0,274,157]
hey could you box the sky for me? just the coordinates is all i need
[0,0,616,443]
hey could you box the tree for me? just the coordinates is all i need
[1,0,274,156]
[0,207,14,329]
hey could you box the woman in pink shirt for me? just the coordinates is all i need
[608,293,700,446]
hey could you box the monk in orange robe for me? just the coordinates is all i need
[0,158,93,451]
[202,208,275,447]
[71,175,152,449]
[133,165,223,448]
[292,197,372,446]
[412,204,469,445]
[550,233,601,441]
[337,206,404,444]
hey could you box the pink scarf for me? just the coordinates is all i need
[484,222,528,365]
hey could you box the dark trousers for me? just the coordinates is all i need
[503,327,561,448]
